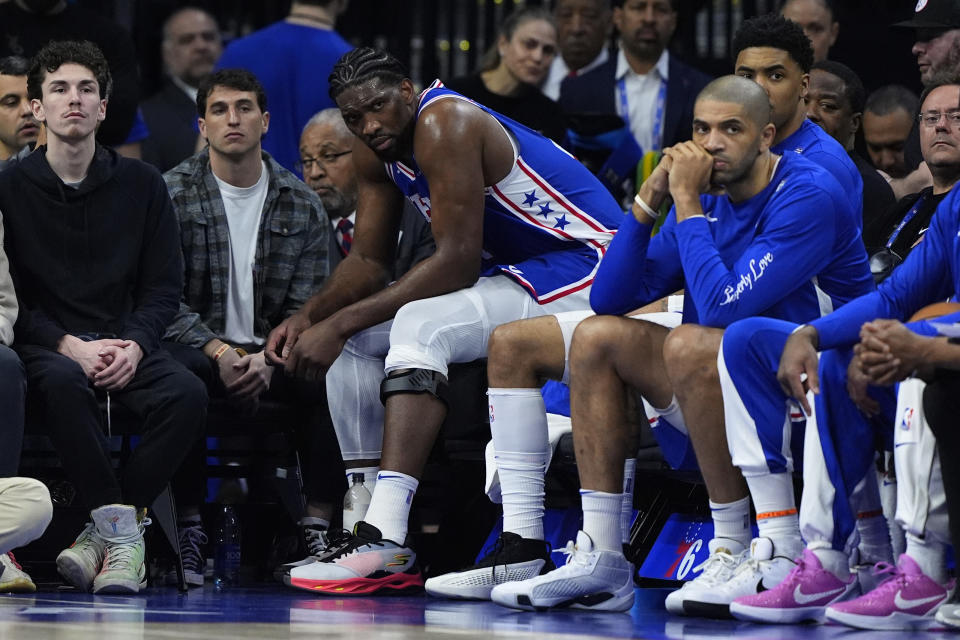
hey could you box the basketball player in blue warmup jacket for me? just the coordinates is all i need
[264,48,622,596]
[484,75,873,613]
[716,81,960,629]
[718,195,960,625]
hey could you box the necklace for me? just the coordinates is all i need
[288,12,334,27]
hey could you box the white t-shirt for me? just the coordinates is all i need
[213,161,268,345]
[615,48,670,155]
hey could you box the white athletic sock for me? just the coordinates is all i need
[709,496,752,549]
[746,472,803,559]
[811,546,851,580]
[905,533,948,584]
[362,470,419,544]
[346,465,380,495]
[581,489,622,552]
[489,388,550,540]
[621,458,636,546]
[879,454,906,558]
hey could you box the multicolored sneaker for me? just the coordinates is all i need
[287,521,423,595]
[729,548,856,623]
[664,538,747,615]
[56,521,106,591]
[489,531,634,612]
[425,531,555,600]
[91,504,149,594]
[682,537,796,619]
[0,553,36,593]
[825,554,952,630]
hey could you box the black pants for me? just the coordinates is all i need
[17,343,207,511]
[923,369,960,554]
[163,342,346,510]
[0,344,26,477]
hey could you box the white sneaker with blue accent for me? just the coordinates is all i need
[489,531,634,612]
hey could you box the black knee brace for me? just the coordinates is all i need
[379,368,449,407]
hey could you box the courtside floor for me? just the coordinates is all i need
[0,585,955,639]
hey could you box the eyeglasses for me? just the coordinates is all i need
[918,110,960,128]
[296,149,352,173]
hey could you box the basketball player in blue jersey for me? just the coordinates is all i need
[733,13,862,221]
[481,74,873,613]
[264,47,622,595]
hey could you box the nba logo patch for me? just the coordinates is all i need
[488,403,495,423]
[900,407,915,431]
[916,0,928,11]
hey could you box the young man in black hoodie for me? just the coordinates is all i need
[0,40,206,594]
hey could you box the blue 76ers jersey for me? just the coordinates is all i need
[384,80,622,304]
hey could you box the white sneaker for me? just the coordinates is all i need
[0,553,36,593]
[664,538,747,615]
[682,537,796,618]
[489,531,634,612]
[56,522,106,591]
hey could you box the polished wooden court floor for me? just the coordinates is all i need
[0,585,955,639]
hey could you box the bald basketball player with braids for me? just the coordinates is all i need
[265,47,622,595]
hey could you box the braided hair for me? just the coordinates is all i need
[328,47,408,101]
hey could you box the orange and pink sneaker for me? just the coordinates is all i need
[287,521,423,596]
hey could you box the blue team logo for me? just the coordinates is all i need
[900,407,916,431]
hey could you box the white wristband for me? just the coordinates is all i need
[633,194,660,220]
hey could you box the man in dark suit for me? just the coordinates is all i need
[141,7,222,172]
[559,0,711,201]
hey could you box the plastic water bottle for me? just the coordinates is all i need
[213,505,241,588]
[342,473,372,533]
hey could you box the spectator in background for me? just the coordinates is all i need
[0,56,39,169]
[2,40,205,595]
[863,85,920,180]
[805,60,895,230]
[141,7,222,172]
[215,0,352,173]
[162,69,333,587]
[0,213,35,594]
[560,0,711,201]
[445,8,567,145]
[542,0,613,101]
[781,0,838,62]
[0,0,140,150]
[888,0,960,197]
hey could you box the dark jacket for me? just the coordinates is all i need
[559,51,713,150]
[0,145,182,354]
[141,79,201,173]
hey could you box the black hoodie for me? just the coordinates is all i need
[0,145,182,355]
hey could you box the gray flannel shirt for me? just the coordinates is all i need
[163,149,329,348]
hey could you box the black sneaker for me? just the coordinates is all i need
[424,531,555,600]
[165,522,208,587]
[276,525,349,584]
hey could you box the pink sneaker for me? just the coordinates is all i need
[824,555,952,630]
[729,549,856,623]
